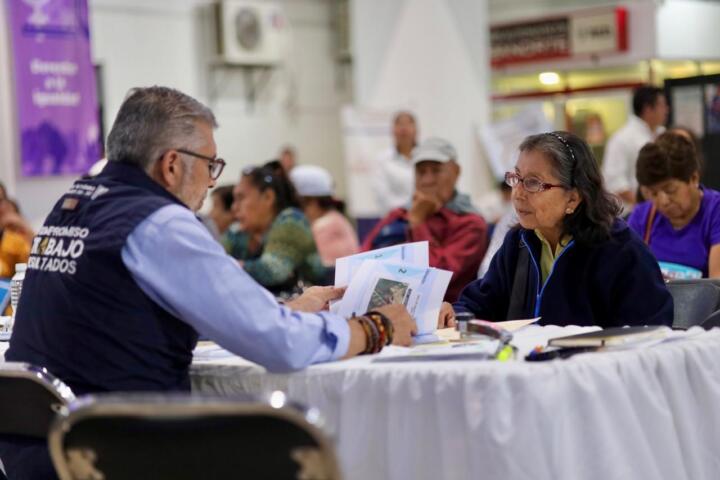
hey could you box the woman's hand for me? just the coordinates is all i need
[285,286,345,312]
[437,302,456,329]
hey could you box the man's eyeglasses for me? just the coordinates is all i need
[177,149,226,180]
[504,171,564,193]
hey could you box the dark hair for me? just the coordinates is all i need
[632,86,665,117]
[519,131,621,246]
[304,195,347,215]
[242,165,301,214]
[263,159,284,176]
[0,181,6,201]
[107,86,217,172]
[669,126,704,170]
[636,132,699,186]
[211,185,234,211]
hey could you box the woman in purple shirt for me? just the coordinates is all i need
[628,132,720,279]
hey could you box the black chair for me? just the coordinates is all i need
[666,279,720,329]
[49,392,342,480]
[0,363,75,479]
[701,309,720,329]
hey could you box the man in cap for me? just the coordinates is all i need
[362,137,488,301]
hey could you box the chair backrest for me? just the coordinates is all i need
[0,362,75,438]
[701,309,720,329]
[49,392,342,480]
[666,280,720,329]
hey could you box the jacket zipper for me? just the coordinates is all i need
[521,232,576,317]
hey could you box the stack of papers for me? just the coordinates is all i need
[331,242,452,336]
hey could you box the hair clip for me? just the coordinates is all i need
[547,132,576,164]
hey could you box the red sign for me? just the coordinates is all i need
[491,7,628,68]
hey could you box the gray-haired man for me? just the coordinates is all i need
[2,86,415,479]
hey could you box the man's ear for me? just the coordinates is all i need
[448,161,461,182]
[152,150,183,189]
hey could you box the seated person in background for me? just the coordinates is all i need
[225,164,327,297]
[0,198,33,278]
[362,137,488,302]
[207,184,235,237]
[478,181,516,279]
[2,86,415,480]
[290,165,359,267]
[441,132,672,328]
[628,132,720,279]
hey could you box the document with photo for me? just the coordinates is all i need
[335,260,452,335]
[334,241,429,287]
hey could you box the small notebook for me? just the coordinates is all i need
[548,326,669,348]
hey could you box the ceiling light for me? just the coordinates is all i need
[539,72,560,85]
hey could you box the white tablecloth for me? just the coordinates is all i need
[190,326,720,480]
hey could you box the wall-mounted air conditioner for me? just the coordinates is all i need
[216,1,287,66]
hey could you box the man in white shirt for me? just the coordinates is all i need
[372,111,418,215]
[602,86,668,211]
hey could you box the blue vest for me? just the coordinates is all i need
[6,162,199,395]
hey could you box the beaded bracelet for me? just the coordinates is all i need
[357,316,381,354]
[356,316,374,354]
[366,313,386,348]
[366,310,394,345]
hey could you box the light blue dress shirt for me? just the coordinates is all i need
[121,204,350,372]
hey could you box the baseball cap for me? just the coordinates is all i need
[411,137,457,165]
[290,165,334,197]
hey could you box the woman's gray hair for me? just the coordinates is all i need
[519,131,621,245]
[106,86,218,173]
[518,132,575,188]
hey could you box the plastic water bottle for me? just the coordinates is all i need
[10,263,26,326]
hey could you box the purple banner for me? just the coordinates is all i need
[7,0,101,177]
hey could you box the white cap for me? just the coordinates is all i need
[411,137,457,165]
[290,165,334,197]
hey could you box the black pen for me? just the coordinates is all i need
[525,346,598,362]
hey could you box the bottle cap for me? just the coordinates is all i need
[14,263,27,273]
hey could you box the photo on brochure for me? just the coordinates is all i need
[336,260,452,336]
[368,278,411,309]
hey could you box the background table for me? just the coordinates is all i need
[191,326,720,480]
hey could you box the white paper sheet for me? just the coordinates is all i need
[335,259,452,335]
[333,241,430,287]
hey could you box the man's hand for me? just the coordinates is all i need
[407,191,442,227]
[437,302,456,329]
[286,286,345,312]
[372,304,417,346]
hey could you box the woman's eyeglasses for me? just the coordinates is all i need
[177,149,226,180]
[504,171,564,193]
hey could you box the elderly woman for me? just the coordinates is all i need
[442,131,672,327]
[628,132,720,279]
[224,165,326,297]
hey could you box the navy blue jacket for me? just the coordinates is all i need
[6,162,198,395]
[454,220,673,327]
